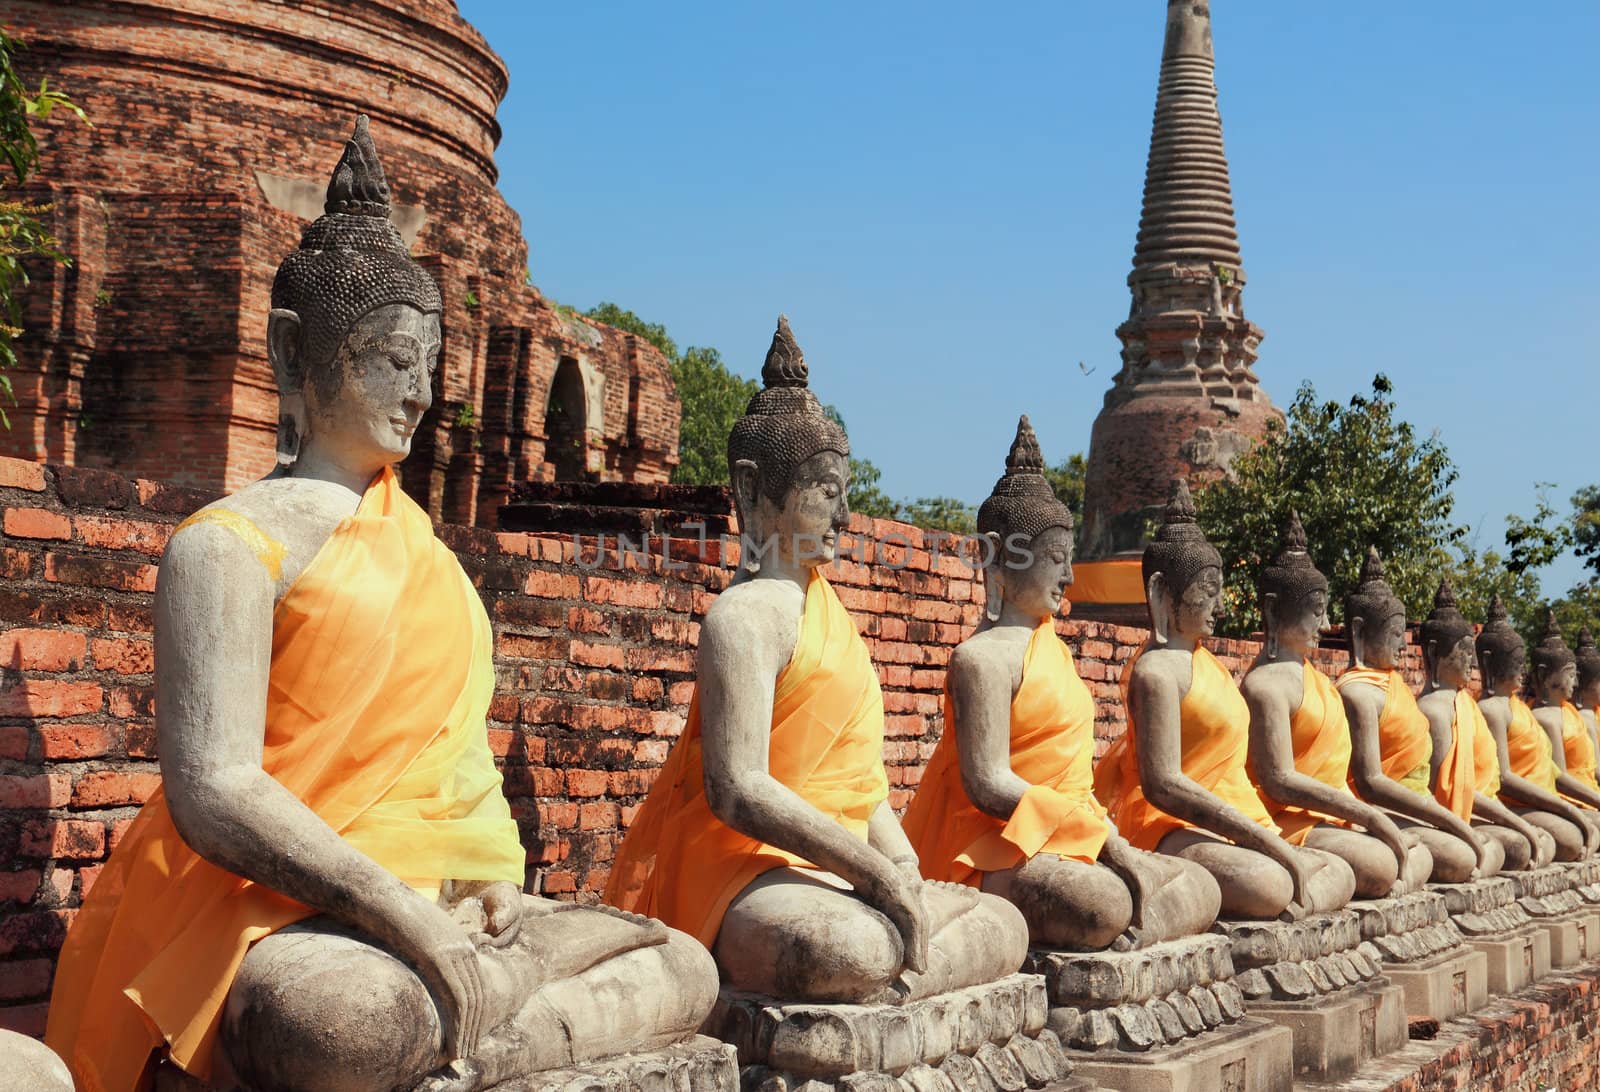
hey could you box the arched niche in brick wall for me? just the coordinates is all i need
[546,356,603,482]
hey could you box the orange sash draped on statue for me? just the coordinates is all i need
[1094,644,1278,851]
[1559,703,1599,793]
[1432,691,1477,822]
[1337,668,1432,796]
[603,571,889,947]
[1506,696,1558,793]
[1465,693,1501,798]
[45,468,525,1092]
[903,620,1109,886]
[1250,663,1357,846]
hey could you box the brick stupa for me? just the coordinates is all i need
[2,0,681,526]
[1074,0,1279,618]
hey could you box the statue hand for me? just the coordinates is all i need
[1582,820,1600,860]
[1472,835,1495,878]
[1284,850,1316,914]
[473,881,524,949]
[864,866,930,976]
[393,896,487,1063]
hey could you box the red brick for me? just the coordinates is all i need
[0,548,30,579]
[578,801,618,831]
[523,570,580,599]
[541,872,577,894]
[570,641,623,669]
[565,769,608,798]
[0,959,52,1001]
[0,870,41,904]
[71,770,161,807]
[90,636,154,674]
[78,863,104,898]
[0,773,71,809]
[20,819,105,860]
[43,553,158,593]
[0,726,27,760]
[581,575,664,609]
[109,685,155,718]
[0,680,102,718]
[0,629,87,671]
[0,458,46,492]
[3,508,70,540]
[73,515,172,556]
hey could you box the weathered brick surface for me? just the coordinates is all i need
[0,453,1440,1044]
[0,0,680,524]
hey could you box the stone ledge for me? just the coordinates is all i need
[1212,913,1385,1003]
[1347,891,1465,965]
[488,1036,739,1092]
[1427,877,1535,937]
[735,1032,1083,1092]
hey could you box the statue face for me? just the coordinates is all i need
[766,449,850,569]
[305,303,440,467]
[1483,646,1526,694]
[1538,661,1578,703]
[1006,525,1073,621]
[1435,633,1476,688]
[1272,589,1328,655]
[1361,611,1408,671]
[1172,565,1224,640]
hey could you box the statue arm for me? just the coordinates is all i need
[1417,694,1453,788]
[1533,709,1600,809]
[1486,705,1593,822]
[948,645,1030,822]
[1343,684,1482,852]
[1129,661,1299,869]
[155,524,490,1058]
[1244,673,1408,864]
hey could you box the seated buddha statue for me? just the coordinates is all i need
[1242,514,1432,898]
[1528,613,1600,824]
[903,417,1221,951]
[1476,597,1597,861]
[1575,629,1600,774]
[1337,549,1499,882]
[44,118,719,1092]
[604,318,1027,1004]
[1094,480,1356,920]
[1414,580,1545,871]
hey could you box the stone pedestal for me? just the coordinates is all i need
[1213,911,1407,1083]
[1430,878,1550,995]
[1024,935,1294,1092]
[705,974,1094,1092]
[1346,890,1486,1022]
[1510,864,1600,969]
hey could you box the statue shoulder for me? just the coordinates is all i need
[949,628,1025,694]
[700,579,806,677]
[1129,646,1191,701]
[1240,658,1301,711]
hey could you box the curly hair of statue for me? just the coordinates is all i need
[975,415,1074,620]
[269,115,442,463]
[1345,546,1405,630]
[1420,577,1474,664]
[1476,594,1526,680]
[1257,511,1327,656]
[1142,477,1222,597]
[726,315,850,508]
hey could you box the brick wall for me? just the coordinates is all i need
[0,455,1420,1036]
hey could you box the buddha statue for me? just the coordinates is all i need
[1337,548,1499,882]
[1415,579,1545,871]
[903,417,1221,951]
[1241,514,1432,898]
[604,317,1027,1005]
[1094,480,1356,920]
[1528,612,1600,821]
[1476,597,1598,861]
[44,118,720,1092]
[1575,629,1600,772]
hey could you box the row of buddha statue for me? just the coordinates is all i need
[20,118,1600,1092]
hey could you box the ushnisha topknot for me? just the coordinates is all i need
[1475,593,1525,673]
[1142,478,1223,596]
[1575,627,1600,692]
[271,115,442,375]
[1530,608,1577,678]
[726,315,850,504]
[975,415,1074,548]
[1258,510,1328,609]
[1420,577,1474,659]
[1345,546,1405,628]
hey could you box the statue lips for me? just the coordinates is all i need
[390,415,417,440]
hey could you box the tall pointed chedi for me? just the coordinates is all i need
[1077,1,1280,581]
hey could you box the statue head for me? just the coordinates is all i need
[1420,578,1475,688]
[727,316,851,573]
[975,415,1074,623]
[1258,511,1329,657]
[1575,627,1600,707]
[1143,478,1224,645]
[1344,547,1407,670]
[1530,609,1577,704]
[1475,594,1526,696]
[267,116,443,470]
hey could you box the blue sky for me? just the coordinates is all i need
[458,1,1599,592]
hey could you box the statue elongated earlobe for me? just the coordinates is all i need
[1147,572,1171,646]
[267,308,308,467]
[1261,592,1279,658]
[985,569,1004,623]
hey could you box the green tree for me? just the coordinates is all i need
[1043,452,1087,529]
[583,301,677,361]
[1571,485,1600,581]
[1193,374,1466,636]
[0,30,84,427]
[668,345,755,486]
[896,496,977,534]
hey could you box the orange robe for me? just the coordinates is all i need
[1250,662,1358,846]
[1559,702,1599,793]
[1093,644,1278,852]
[1431,691,1477,823]
[603,571,889,947]
[1465,693,1501,798]
[903,620,1109,886]
[1506,695,1558,793]
[45,468,524,1092]
[1337,667,1432,796]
